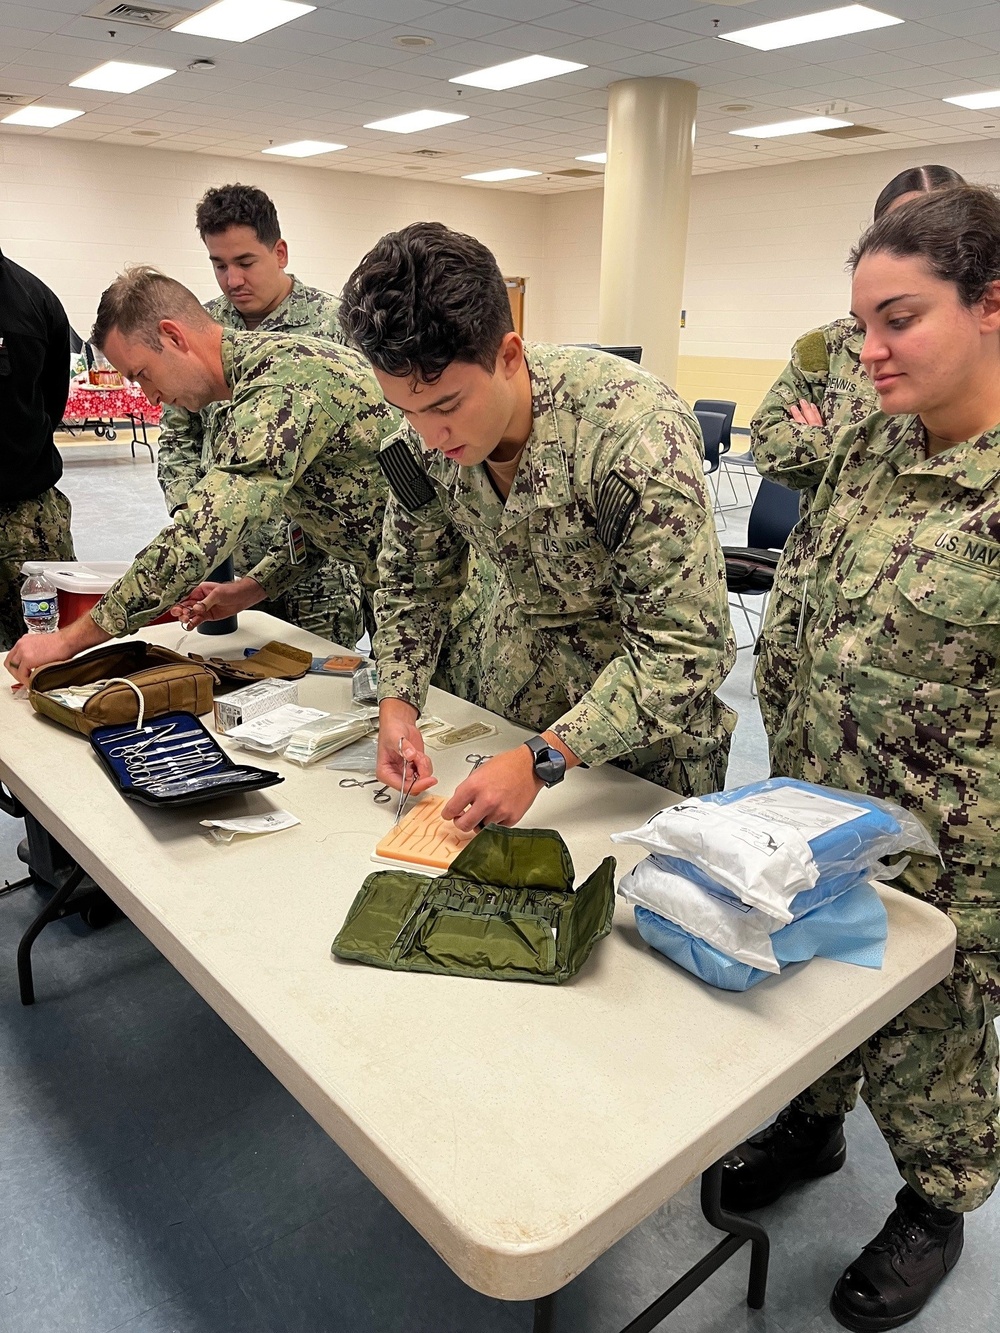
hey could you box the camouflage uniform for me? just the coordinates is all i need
[750,318,875,745]
[155,279,364,646]
[0,488,75,650]
[761,410,1000,1212]
[91,330,394,638]
[374,343,737,796]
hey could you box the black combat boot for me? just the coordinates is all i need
[719,1103,847,1211]
[830,1185,964,1331]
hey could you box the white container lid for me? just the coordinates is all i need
[24,561,132,593]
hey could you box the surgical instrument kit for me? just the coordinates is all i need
[90,711,283,808]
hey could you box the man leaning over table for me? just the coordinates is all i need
[155,182,365,647]
[4,265,394,685]
[337,221,736,834]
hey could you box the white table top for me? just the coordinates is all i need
[0,612,956,1301]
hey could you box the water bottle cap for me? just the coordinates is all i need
[21,562,42,575]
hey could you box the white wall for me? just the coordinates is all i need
[0,134,552,341]
[6,131,1000,361]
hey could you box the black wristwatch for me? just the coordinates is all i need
[524,736,566,788]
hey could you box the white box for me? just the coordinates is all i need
[214,678,298,733]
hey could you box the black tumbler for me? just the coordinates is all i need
[197,553,239,635]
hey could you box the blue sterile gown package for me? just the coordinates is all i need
[634,881,889,991]
[612,778,937,924]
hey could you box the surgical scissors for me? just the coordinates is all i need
[128,754,224,784]
[108,726,203,758]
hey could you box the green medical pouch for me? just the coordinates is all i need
[332,825,616,984]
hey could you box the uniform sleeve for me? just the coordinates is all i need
[91,385,311,636]
[156,405,207,516]
[248,532,330,601]
[372,474,469,712]
[549,412,736,767]
[751,329,835,492]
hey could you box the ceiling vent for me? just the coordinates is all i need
[553,168,601,178]
[399,147,450,158]
[816,124,886,139]
[85,2,193,28]
[0,92,34,106]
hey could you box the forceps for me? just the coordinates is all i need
[128,754,224,783]
[108,724,203,758]
[338,777,392,803]
[466,753,493,771]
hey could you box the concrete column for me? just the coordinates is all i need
[598,78,697,386]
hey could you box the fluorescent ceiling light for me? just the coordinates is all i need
[463,168,540,181]
[720,5,902,51]
[71,61,176,93]
[364,109,468,134]
[731,115,852,138]
[172,0,315,43]
[261,139,346,156]
[576,152,606,163]
[451,55,586,91]
[2,105,83,127]
[944,90,1000,110]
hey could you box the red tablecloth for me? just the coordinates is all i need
[64,382,162,424]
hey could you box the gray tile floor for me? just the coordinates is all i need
[1,441,996,1332]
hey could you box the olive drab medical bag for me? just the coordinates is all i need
[332,824,616,984]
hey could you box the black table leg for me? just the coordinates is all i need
[700,1161,769,1309]
[17,864,86,1006]
[532,1294,556,1332]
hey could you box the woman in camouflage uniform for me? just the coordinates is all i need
[722,185,1000,1331]
[751,166,964,755]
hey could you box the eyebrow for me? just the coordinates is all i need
[383,390,460,413]
[209,251,256,263]
[850,293,918,319]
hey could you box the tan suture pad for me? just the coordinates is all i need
[374,796,475,870]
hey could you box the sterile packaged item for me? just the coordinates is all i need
[633,882,888,991]
[612,778,938,925]
[284,712,378,766]
[227,704,328,754]
[351,663,378,705]
[309,654,366,676]
[425,721,498,750]
[200,810,300,843]
[415,715,450,738]
[324,736,379,774]
[214,678,299,732]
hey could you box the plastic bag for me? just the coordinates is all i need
[284,711,377,767]
[634,881,888,991]
[324,736,379,774]
[612,778,937,925]
[618,858,871,974]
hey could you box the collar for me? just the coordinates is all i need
[870,414,1000,490]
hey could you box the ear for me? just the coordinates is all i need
[157,319,190,353]
[274,238,289,270]
[498,331,524,382]
[978,280,1000,334]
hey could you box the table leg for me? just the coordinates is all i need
[700,1161,769,1309]
[17,864,86,1006]
[532,1294,556,1332]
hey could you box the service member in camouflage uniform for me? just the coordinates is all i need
[0,249,75,649]
[5,267,394,683]
[155,183,364,646]
[339,222,735,832]
[751,166,965,752]
[722,186,1000,1331]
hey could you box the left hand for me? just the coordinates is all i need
[4,629,74,686]
[441,745,544,833]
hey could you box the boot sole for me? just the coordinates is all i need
[723,1139,847,1212]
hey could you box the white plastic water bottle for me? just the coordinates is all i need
[20,564,60,634]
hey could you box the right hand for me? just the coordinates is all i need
[171,576,264,629]
[788,399,826,427]
[377,699,437,795]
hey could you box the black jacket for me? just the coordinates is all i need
[0,248,71,506]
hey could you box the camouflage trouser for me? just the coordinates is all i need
[234,519,364,648]
[754,584,801,748]
[0,488,75,651]
[793,951,1000,1212]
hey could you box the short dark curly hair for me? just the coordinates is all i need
[339,221,514,382]
[195,183,281,247]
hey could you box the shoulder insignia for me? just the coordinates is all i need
[794,328,831,375]
[596,470,641,553]
[377,436,436,512]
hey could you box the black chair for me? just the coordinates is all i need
[693,398,736,453]
[694,409,728,527]
[721,477,801,650]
